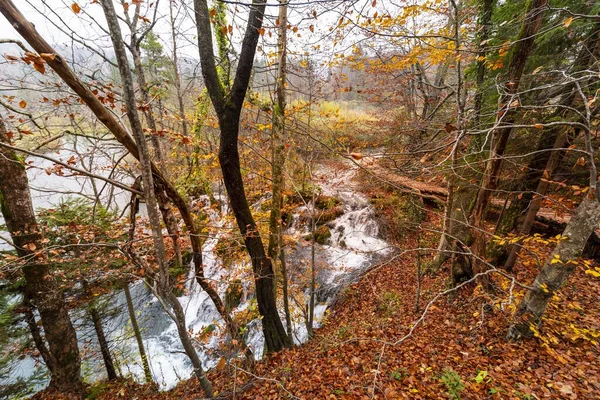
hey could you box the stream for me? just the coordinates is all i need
[2,151,391,393]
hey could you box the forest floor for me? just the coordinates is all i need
[37,164,600,400]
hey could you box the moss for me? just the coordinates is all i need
[314,195,341,210]
[305,225,332,245]
[225,279,244,311]
[370,192,425,238]
[316,206,344,225]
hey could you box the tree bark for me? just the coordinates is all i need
[268,0,293,342]
[83,280,117,380]
[124,283,153,383]
[0,117,83,395]
[508,196,600,339]
[101,1,213,396]
[472,0,496,133]
[193,0,291,352]
[468,0,547,267]
[503,129,571,271]
[496,21,600,236]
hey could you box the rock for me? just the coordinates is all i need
[225,279,244,311]
[313,225,332,245]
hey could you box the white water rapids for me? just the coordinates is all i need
[2,155,391,392]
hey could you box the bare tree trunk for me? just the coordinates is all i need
[83,280,117,380]
[169,0,192,166]
[100,1,213,396]
[434,0,466,267]
[308,181,316,339]
[279,238,293,340]
[194,0,291,353]
[472,0,496,132]
[469,0,547,268]
[267,0,292,341]
[496,21,600,236]
[0,117,82,395]
[503,130,570,271]
[124,284,153,383]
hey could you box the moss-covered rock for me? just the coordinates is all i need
[314,195,341,210]
[305,225,332,245]
[370,192,425,239]
[225,279,244,311]
[316,206,344,225]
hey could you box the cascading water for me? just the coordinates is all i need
[1,158,391,393]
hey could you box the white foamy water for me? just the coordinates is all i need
[2,159,392,392]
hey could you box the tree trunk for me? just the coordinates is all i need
[124,284,153,383]
[268,0,292,340]
[0,117,83,395]
[83,280,117,380]
[101,1,213,396]
[169,0,191,165]
[469,0,547,266]
[472,0,496,132]
[496,21,600,236]
[508,196,600,339]
[194,0,291,353]
[503,129,570,271]
[219,112,292,352]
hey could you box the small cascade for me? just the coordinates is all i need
[5,160,391,391]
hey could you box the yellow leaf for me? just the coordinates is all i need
[71,2,81,14]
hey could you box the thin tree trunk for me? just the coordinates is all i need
[472,0,496,133]
[83,280,117,380]
[124,284,153,383]
[169,0,190,140]
[22,297,54,374]
[268,0,290,328]
[0,117,82,395]
[469,0,547,267]
[308,180,316,339]
[101,1,213,396]
[496,21,600,235]
[503,130,570,271]
[434,0,466,267]
[279,238,293,340]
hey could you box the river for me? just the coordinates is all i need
[1,148,391,393]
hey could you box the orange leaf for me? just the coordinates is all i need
[33,61,45,74]
[564,17,573,28]
[40,53,56,61]
[19,100,27,109]
[71,2,81,13]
